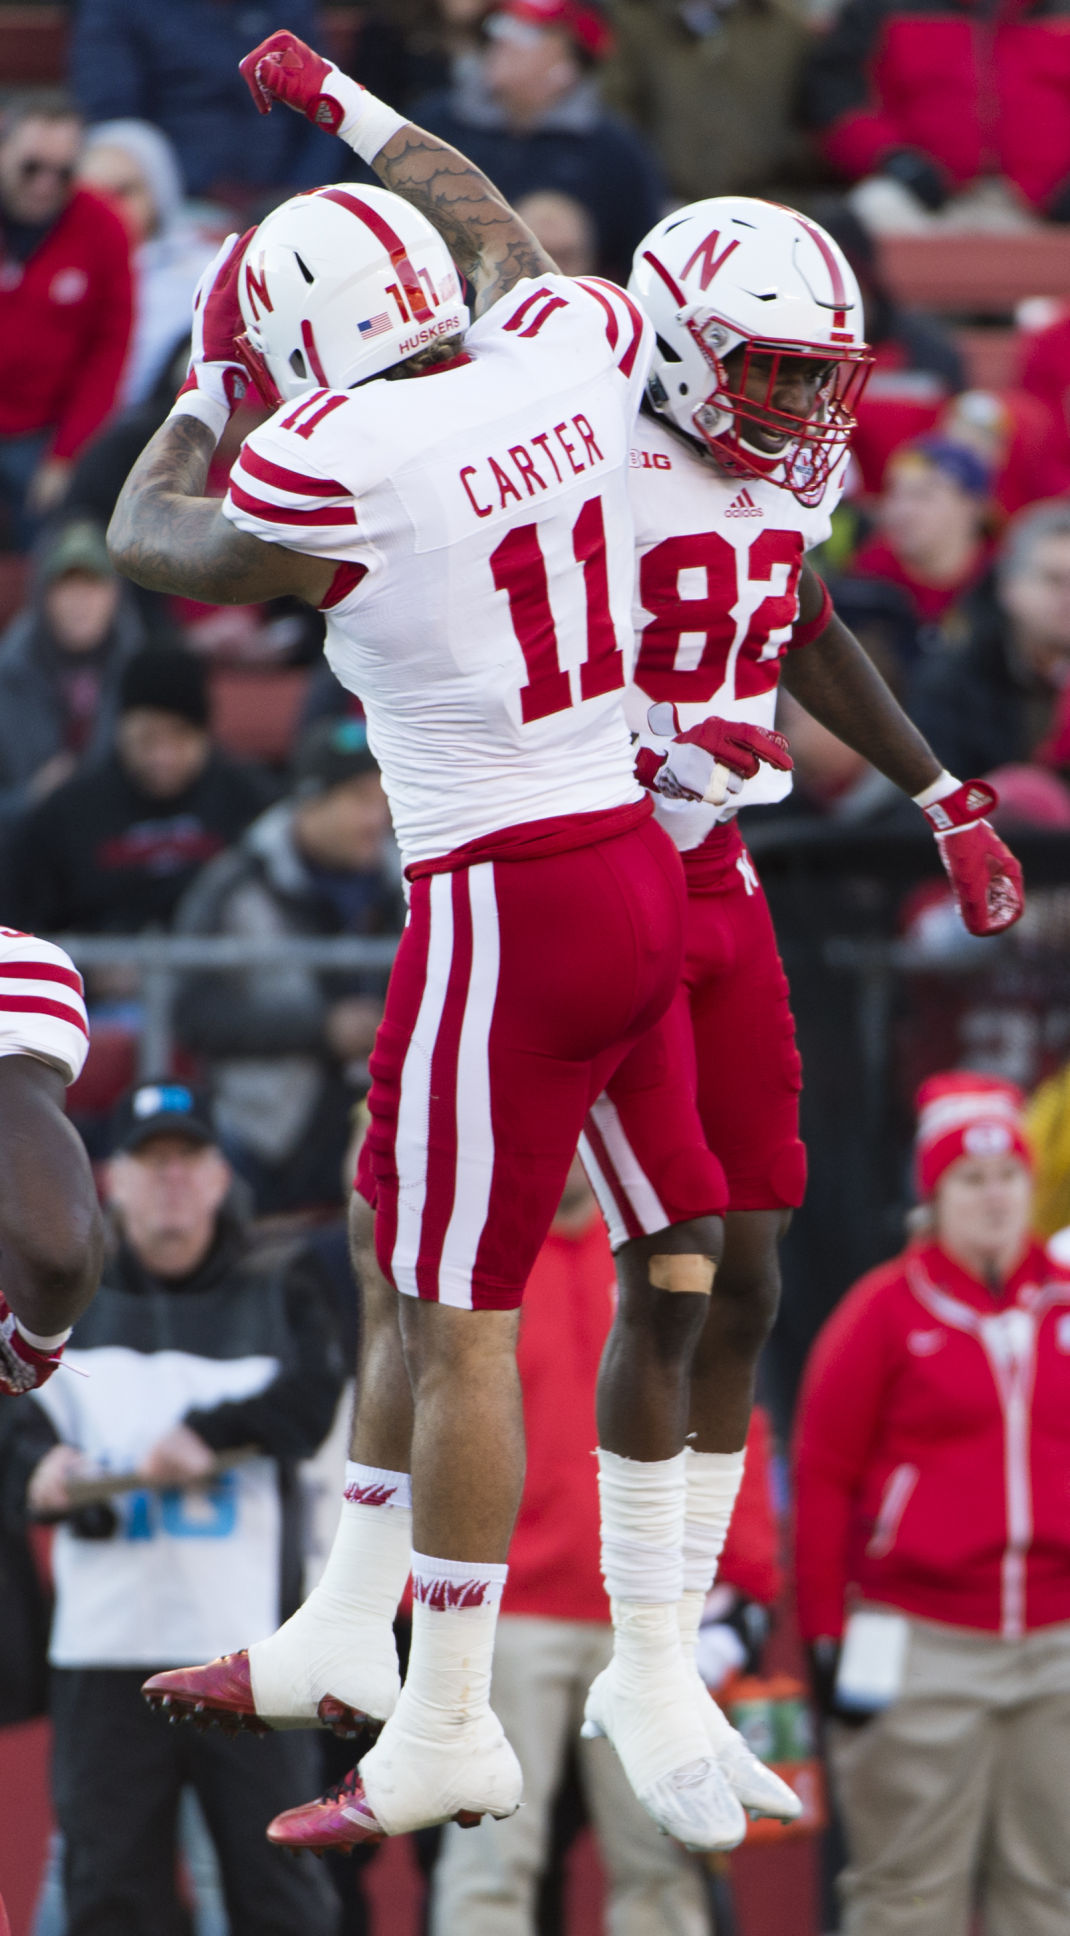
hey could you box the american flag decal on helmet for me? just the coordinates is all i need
[358,312,391,338]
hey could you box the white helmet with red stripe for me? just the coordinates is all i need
[235,182,470,405]
[628,196,871,506]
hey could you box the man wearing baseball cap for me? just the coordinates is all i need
[794,1072,1070,1936]
[0,1077,345,1935]
[412,0,663,280]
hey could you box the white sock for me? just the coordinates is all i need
[597,1447,687,1604]
[315,1461,413,1612]
[402,1553,508,1733]
[679,1448,746,1664]
[248,1460,411,1720]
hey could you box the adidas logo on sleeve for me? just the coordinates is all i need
[725,487,762,518]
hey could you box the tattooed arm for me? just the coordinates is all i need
[239,29,557,315]
[106,414,335,605]
[781,565,942,795]
[371,127,557,315]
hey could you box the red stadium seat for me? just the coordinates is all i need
[209,665,309,765]
[67,1020,139,1118]
[0,556,27,627]
[881,233,1070,315]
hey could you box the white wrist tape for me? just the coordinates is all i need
[913,769,961,810]
[168,389,230,445]
[16,1319,72,1351]
[339,87,408,163]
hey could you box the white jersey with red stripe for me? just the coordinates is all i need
[625,412,848,854]
[223,275,652,871]
[0,928,89,1083]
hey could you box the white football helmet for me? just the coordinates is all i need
[629,196,872,506]
[236,183,470,405]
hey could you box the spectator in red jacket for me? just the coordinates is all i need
[848,436,994,623]
[432,1158,781,1936]
[0,92,132,550]
[794,1072,1070,1936]
[805,0,1070,231]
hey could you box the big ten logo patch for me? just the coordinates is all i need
[122,1470,238,1540]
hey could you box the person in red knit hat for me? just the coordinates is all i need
[793,1072,1070,1936]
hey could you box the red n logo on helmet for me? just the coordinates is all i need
[244,263,274,319]
[680,231,741,292]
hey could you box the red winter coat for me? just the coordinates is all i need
[502,1210,781,1621]
[793,1238,1070,1641]
[807,0,1070,211]
[0,187,133,457]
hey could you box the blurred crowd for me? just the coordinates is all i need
[0,1,1067,1177]
[4,3,1070,1934]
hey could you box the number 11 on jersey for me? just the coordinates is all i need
[491,495,624,724]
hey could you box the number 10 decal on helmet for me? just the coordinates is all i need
[629,197,873,507]
[235,183,471,406]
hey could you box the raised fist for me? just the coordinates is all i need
[239,30,364,136]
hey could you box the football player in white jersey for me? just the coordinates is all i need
[202,45,1029,1839]
[0,928,103,1395]
[580,196,1023,1690]
[109,33,795,1858]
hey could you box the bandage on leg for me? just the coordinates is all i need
[648,1254,715,1295]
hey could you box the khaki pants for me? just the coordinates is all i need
[430,1616,710,1936]
[827,1616,1070,1936]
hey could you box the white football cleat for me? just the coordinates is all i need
[699,1690,802,1821]
[357,1691,523,1837]
[582,1659,746,1851]
[246,1588,401,1732]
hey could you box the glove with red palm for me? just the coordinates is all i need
[0,1292,68,1397]
[919,777,1025,937]
[170,229,255,442]
[636,702,793,808]
[238,30,405,161]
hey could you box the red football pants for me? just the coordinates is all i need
[582,822,806,1248]
[357,816,727,1309]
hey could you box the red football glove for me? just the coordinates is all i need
[636,702,793,807]
[175,228,256,423]
[239,30,366,136]
[921,779,1025,937]
[0,1292,66,1397]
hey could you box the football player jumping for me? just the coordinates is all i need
[0,929,103,1395]
[128,33,1022,1856]
[110,39,788,1859]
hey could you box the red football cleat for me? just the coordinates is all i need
[267,1767,387,1855]
[266,1766,485,1854]
[142,1652,374,1739]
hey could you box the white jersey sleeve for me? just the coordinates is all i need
[0,928,89,1083]
[223,394,371,571]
